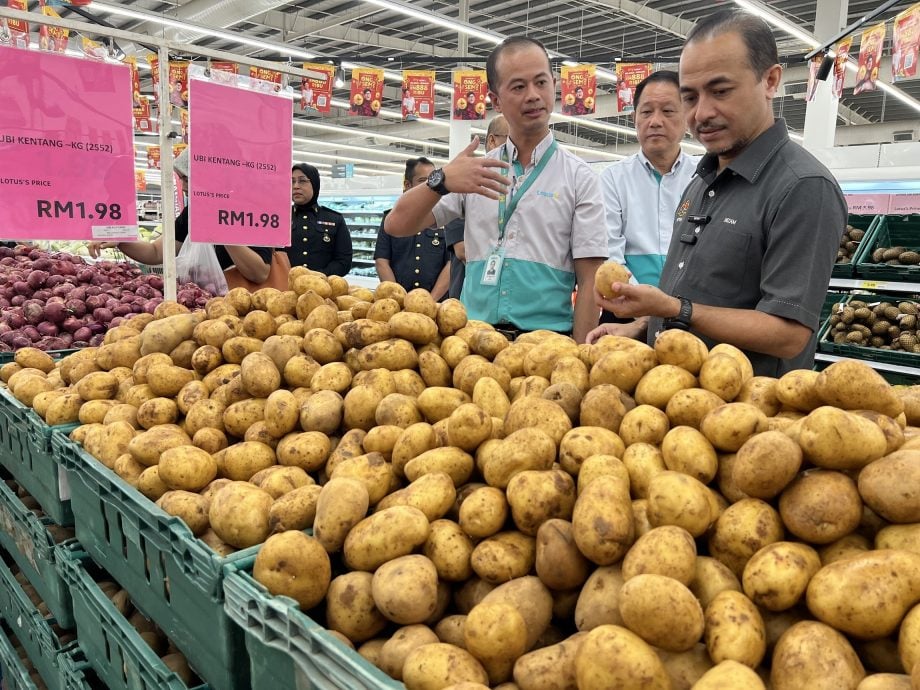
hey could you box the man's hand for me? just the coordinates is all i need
[594,282,680,320]
[585,318,648,344]
[88,241,117,259]
[442,137,510,200]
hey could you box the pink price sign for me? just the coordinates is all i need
[845,194,891,215]
[0,47,138,240]
[889,194,920,214]
[187,78,292,246]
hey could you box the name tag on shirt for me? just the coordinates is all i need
[481,252,504,286]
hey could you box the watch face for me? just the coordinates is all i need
[428,169,444,188]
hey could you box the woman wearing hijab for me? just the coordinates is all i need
[288,163,353,276]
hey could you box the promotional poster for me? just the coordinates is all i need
[615,63,652,113]
[561,64,597,116]
[452,70,487,121]
[854,22,886,95]
[302,63,335,113]
[350,67,385,117]
[893,3,920,82]
[402,70,435,120]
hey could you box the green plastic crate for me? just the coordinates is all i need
[0,553,74,690]
[0,624,39,690]
[223,556,402,690]
[832,214,879,278]
[0,478,80,628]
[855,214,920,280]
[57,556,209,690]
[817,292,920,371]
[57,647,106,690]
[0,388,26,471]
[52,431,253,690]
[0,408,80,526]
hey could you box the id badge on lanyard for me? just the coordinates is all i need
[482,139,558,287]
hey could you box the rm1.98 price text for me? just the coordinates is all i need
[217,210,280,228]
[36,200,122,220]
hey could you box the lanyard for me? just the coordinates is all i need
[497,139,558,242]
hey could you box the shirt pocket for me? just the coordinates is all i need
[683,225,756,301]
[422,229,447,257]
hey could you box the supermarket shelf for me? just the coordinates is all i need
[828,278,920,294]
[814,352,920,377]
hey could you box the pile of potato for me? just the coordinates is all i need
[836,224,868,264]
[870,245,920,266]
[3,267,920,690]
[826,298,920,352]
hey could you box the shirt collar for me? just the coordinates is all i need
[504,131,555,169]
[637,148,689,176]
[696,118,790,183]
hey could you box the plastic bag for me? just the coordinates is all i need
[175,240,229,296]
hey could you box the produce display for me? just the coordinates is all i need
[870,245,920,266]
[0,245,212,352]
[835,224,868,264]
[3,266,920,690]
[826,298,920,351]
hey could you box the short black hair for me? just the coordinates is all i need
[404,157,434,183]
[634,70,680,109]
[486,36,552,92]
[685,9,778,77]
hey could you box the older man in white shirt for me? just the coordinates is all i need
[597,70,699,338]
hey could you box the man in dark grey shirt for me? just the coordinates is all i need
[588,9,846,377]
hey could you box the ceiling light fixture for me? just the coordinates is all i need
[293,135,450,163]
[294,120,451,151]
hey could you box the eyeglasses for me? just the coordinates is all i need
[292,177,310,186]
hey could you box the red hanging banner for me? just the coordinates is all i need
[169,61,189,107]
[854,22,886,95]
[893,2,920,82]
[615,63,652,113]
[147,146,161,170]
[302,63,335,113]
[349,67,385,117]
[833,37,853,98]
[402,70,435,120]
[5,0,29,49]
[38,1,69,52]
[560,64,597,116]
[210,61,238,85]
[249,66,284,92]
[452,70,487,121]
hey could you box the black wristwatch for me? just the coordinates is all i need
[664,296,693,331]
[427,168,450,196]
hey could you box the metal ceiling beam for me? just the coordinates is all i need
[585,0,695,40]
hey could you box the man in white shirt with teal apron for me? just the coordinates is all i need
[383,36,607,343]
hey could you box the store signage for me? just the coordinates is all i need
[187,76,292,246]
[402,70,435,120]
[349,67,385,118]
[561,65,597,116]
[331,163,354,179]
[889,193,920,214]
[854,22,886,95]
[452,70,487,121]
[0,47,138,240]
[615,63,652,113]
[892,3,920,83]
[845,194,891,214]
[302,63,335,114]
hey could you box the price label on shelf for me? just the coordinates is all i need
[187,77,292,246]
[889,194,920,214]
[845,194,891,215]
[0,47,138,240]
[92,224,138,240]
[859,280,883,289]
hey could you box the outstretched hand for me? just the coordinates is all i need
[594,282,680,320]
[88,241,117,259]
[585,318,647,345]
[442,136,510,200]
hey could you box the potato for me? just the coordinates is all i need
[392,423,438,478]
[504,397,572,446]
[313,477,370,553]
[114,453,146,486]
[253,531,330,610]
[693,660,765,690]
[45,393,82,426]
[571,475,634,565]
[156,490,210,536]
[771,621,865,690]
[660,426,717,482]
[816,359,903,418]
[589,349,653,395]
[654,644,713,690]
[708,498,784,576]
[595,261,630,298]
[459,487,509,539]
[621,443,666,499]
[136,397,179,429]
[376,472,456,522]
[379,625,441,681]
[372,393,421,429]
[700,402,766,452]
[634,364,698,409]
[405,447,474,488]
[423,519,474,582]
[646,471,717,537]
[558,426,626,477]
[219,441,275,482]
[704,590,766,667]
[876,524,920,555]
[447,403,493,452]
[779,470,862,545]
[574,625,671,690]
[699,353,743,402]
[900,603,920,676]
[327,572,388,643]
[15,346,55,373]
[127,425,190,466]
[653,329,708,375]
[542,382,582,424]
[775,369,824,412]
[402,643,489,690]
[357,338,419,372]
[158,445,218,491]
[806,550,920,639]
[471,377,511,421]
[577,454,630,496]
[464,602,528,684]
[690,557,742,611]
[299,390,343,435]
[480,428,556,489]
[798,407,888,471]
[736,376,781,417]
[622,525,696,584]
[208,481,272,548]
[436,299,468,336]
[618,574,704,652]
[269,484,321,533]
[858,450,920,523]
[75,370,119,400]
[535,519,591,591]
[343,506,430,572]
[731,430,802,500]
[506,469,576,536]
[137,466,169,501]
[250,466,312,499]
[372,555,440,625]
[282,354,321,389]
[274,431,330,472]
[480,576,553,651]
[618,404,670,446]
[470,532,536,584]
[742,541,821,612]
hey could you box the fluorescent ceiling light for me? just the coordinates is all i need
[295,121,451,152]
[293,135,450,164]
[361,0,504,45]
[291,149,407,170]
